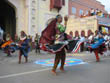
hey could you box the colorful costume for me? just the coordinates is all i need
[88,37,107,61]
[19,38,30,57]
[18,36,30,64]
[1,34,16,56]
[39,17,83,74]
[40,19,82,53]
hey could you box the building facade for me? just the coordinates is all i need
[69,0,107,17]
[67,0,110,36]
[0,0,29,39]
[33,0,68,36]
[1,0,108,38]
[0,0,68,38]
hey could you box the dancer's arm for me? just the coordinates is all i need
[64,16,68,27]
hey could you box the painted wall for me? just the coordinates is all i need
[66,16,98,36]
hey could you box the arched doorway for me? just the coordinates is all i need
[0,0,16,39]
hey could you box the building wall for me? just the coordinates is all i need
[7,0,68,36]
[8,0,29,36]
[69,0,107,17]
[66,16,98,36]
[35,0,69,35]
[28,0,37,36]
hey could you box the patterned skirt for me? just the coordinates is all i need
[40,40,83,54]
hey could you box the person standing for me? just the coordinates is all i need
[68,31,73,40]
[80,34,86,52]
[18,31,30,64]
[35,33,40,53]
[90,8,95,16]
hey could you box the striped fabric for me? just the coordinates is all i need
[40,40,83,54]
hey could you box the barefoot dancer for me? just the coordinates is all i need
[39,15,81,75]
[40,15,68,75]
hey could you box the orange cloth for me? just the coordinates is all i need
[1,40,13,48]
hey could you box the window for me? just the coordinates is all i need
[79,9,83,15]
[72,7,76,14]
[31,8,36,15]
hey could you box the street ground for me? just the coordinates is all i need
[0,50,110,83]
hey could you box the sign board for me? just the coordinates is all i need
[97,16,110,26]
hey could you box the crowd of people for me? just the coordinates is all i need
[80,8,110,18]
[68,30,110,61]
[69,30,110,51]
[39,14,110,75]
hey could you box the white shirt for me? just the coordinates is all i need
[80,36,85,42]
[88,35,94,41]
[91,9,95,13]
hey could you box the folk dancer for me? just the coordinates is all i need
[40,15,68,75]
[88,33,106,62]
[18,31,30,64]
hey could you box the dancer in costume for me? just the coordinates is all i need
[18,31,30,64]
[39,15,82,75]
[51,15,68,75]
[40,15,67,74]
[88,33,106,62]
[40,15,67,75]
[1,33,13,56]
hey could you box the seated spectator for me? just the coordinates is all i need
[90,8,95,16]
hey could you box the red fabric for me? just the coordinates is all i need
[50,0,54,11]
[105,14,107,18]
[50,0,63,11]
[62,0,65,5]
[40,44,47,51]
[109,14,110,18]
[94,50,100,61]
[39,19,57,45]
[54,0,62,8]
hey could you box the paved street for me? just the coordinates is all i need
[0,50,110,83]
